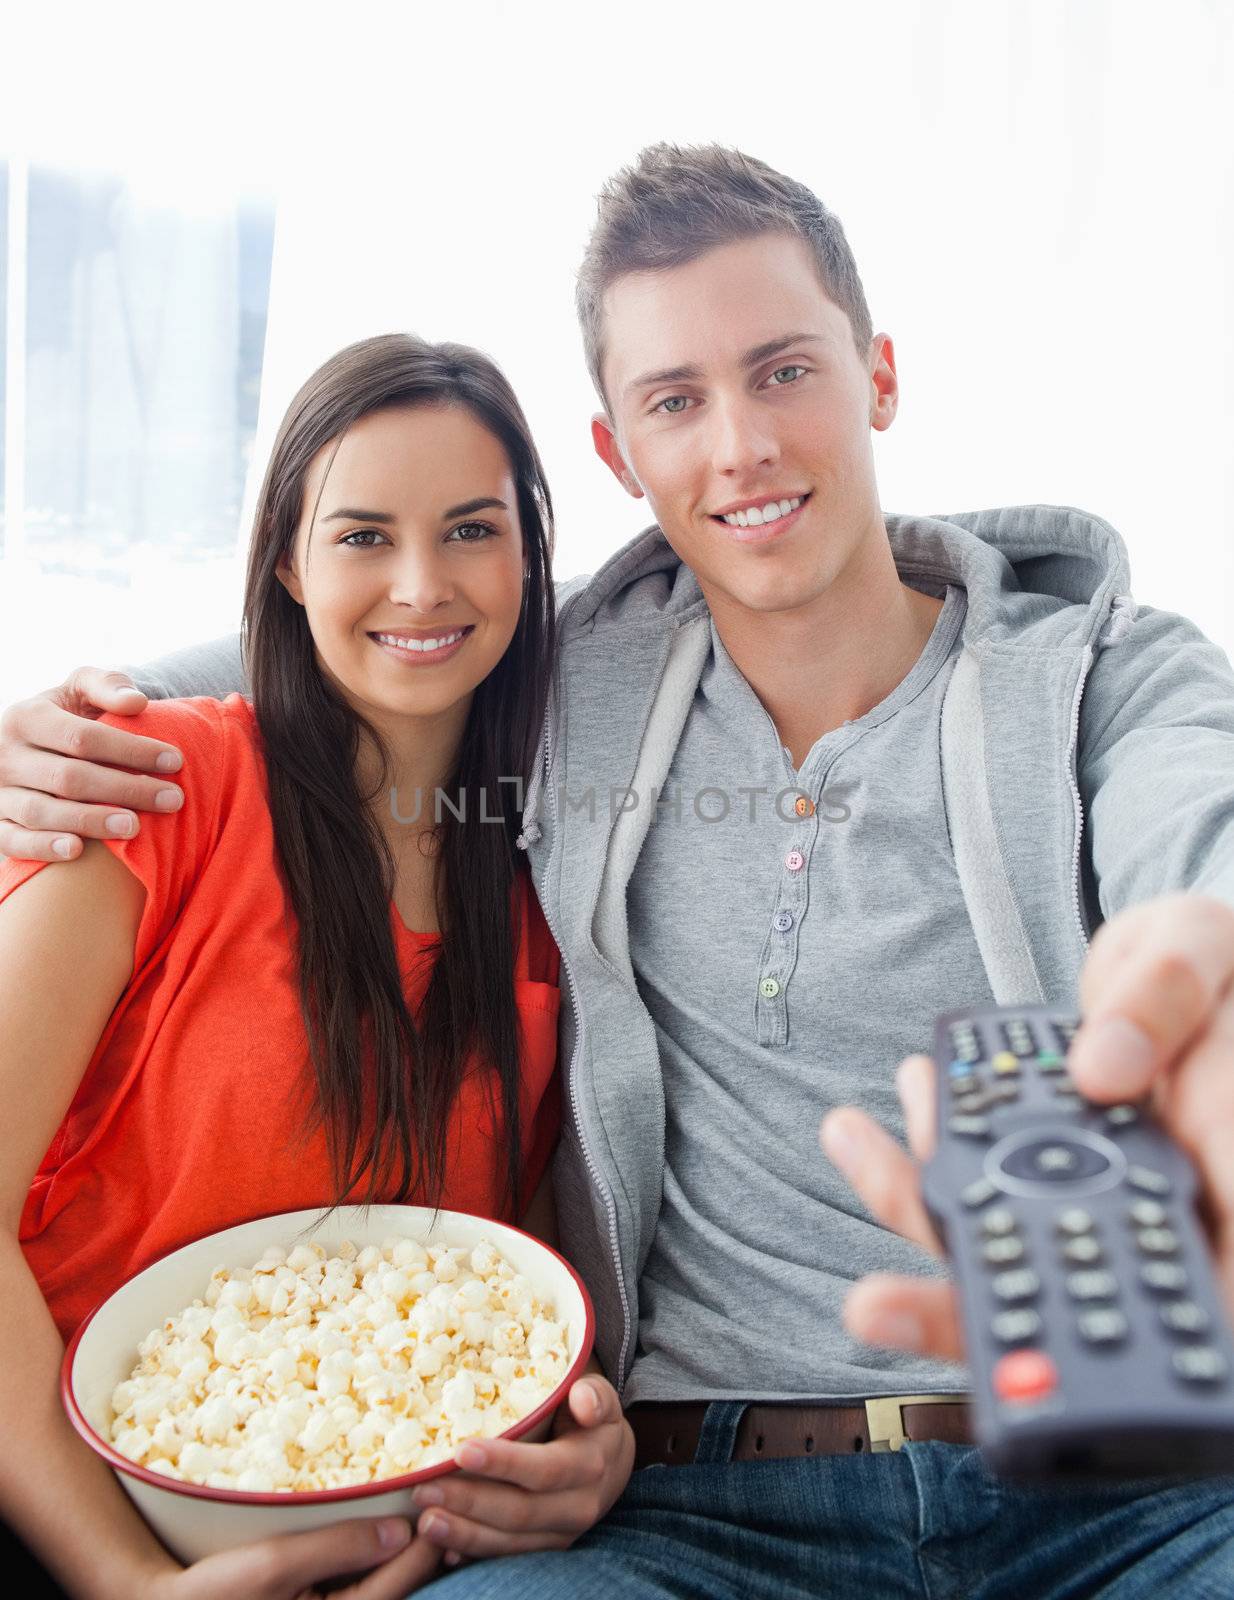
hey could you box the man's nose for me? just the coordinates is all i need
[388,548,457,613]
[708,394,780,478]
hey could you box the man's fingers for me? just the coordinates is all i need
[1073,895,1234,1101]
[0,787,143,850]
[450,1431,606,1494]
[566,1375,619,1428]
[896,1054,937,1161]
[820,1107,943,1257]
[7,694,183,777]
[413,1476,600,1537]
[416,1506,572,1560]
[843,1274,966,1363]
[0,820,84,863]
[60,666,149,717]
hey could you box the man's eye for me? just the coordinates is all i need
[339,529,386,548]
[655,395,693,415]
[768,365,806,386]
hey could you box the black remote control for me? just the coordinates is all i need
[921,1004,1234,1479]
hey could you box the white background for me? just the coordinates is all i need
[1,0,1232,700]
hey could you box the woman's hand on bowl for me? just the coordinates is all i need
[408,1373,634,1562]
[149,1515,441,1599]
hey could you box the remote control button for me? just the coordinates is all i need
[983,1236,1026,1266]
[1035,1051,1067,1073]
[948,1114,991,1138]
[991,1051,1020,1075]
[951,1038,981,1064]
[992,1268,1041,1302]
[948,1072,980,1096]
[994,1349,1058,1403]
[1140,1261,1189,1294]
[1128,1166,1172,1196]
[1128,1199,1168,1229]
[1053,1020,1078,1048]
[1160,1301,1210,1336]
[1056,1208,1095,1236]
[1137,1228,1180,1256]
[1105,1105,1140,1128]
[1000,1137,1111,1186]
[1066,1269,1119,1301]
[1052,1092,1085,1112]
[982,1207,1019,1236]
[1003,1022,1036,1055]
[962,1178,999,1209]
[1053,1081,1084,1099]
[992,1082,1022,1103]
[956,1092,994,1114]
[1172,1347,1228,1384]
[1062,1236,1103,1265]
[992,1309,1043,1344]
[1078,1308,1129,1344]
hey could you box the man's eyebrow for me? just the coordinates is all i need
[624,333,826,398]
[320,497,508,524]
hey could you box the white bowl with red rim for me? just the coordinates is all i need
[61,1205,595,1562]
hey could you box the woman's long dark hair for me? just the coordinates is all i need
[242,334,555,1217]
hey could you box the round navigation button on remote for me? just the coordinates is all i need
[1000,1136,1111,1186]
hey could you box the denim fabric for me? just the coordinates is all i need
[425,1403,1234,1599]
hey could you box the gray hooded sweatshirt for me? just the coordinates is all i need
[130,505,1234,1397]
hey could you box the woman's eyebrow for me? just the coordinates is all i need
[321,507,396,524]
[440,497,509,520]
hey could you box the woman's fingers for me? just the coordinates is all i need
[843,1274,966,1364]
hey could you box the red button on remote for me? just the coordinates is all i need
[993,1349,1058,1404]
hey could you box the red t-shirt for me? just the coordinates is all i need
[0,695,561,1340]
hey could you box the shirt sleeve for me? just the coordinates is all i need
[122,633,248,701]
[0,696,233,975]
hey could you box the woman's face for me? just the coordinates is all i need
[277,404,526,736]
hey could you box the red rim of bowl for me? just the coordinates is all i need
[60,1206,597,1506]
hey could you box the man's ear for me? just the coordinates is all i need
[275,549,305,605]
[868,334,899,433]
[591,414,644,500]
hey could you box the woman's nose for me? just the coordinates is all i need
[387,550,456,613]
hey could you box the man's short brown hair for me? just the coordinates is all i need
[576,142,875,411]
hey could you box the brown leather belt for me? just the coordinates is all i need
[628,1394,972,1468]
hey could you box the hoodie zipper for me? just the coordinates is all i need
[534,706,635,1395]
[1067,644,1095,956]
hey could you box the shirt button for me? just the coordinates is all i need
[759,977,781,999]
[784,849,805,873]
[772,910,794,933]
[794,795,815,817]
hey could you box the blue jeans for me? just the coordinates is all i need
[425,1402,1234,1598]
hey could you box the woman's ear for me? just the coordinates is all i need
[275,550,305,606]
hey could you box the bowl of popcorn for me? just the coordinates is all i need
[61,1206,594,1561]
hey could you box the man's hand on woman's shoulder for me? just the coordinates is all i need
[0,666,184,862]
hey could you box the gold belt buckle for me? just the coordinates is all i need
[864,1392,969,1453]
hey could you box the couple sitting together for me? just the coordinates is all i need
[1,143,1233,1599]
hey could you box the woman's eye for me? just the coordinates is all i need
[654,395,693,415]
[447,521,497,543]
[339,529,386,548]
[767,364,806,387]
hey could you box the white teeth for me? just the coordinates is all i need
[721,496,802,529]
[375,630,465,654]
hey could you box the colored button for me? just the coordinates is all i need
[758,977,781,1000]
[993,1349,1058,1404]
[772,910,794,934]
[991,1051,1020,1075]
[785,849,805,873]
[1035,1051,1066,1073]
[794,795,815,817]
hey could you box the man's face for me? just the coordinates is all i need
[593,233,897,622]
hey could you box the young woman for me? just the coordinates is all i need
[0,335,633,1600]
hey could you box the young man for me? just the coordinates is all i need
[3,145,1234,1593]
